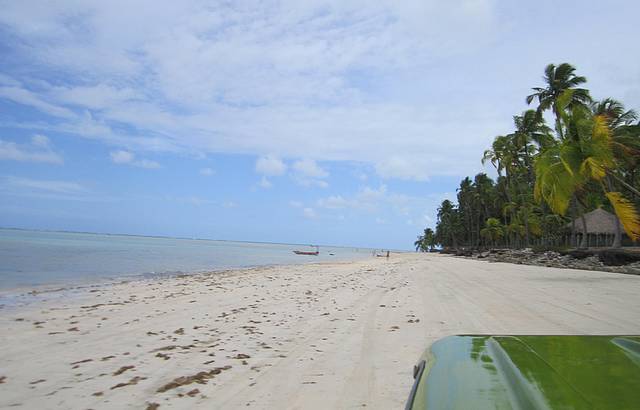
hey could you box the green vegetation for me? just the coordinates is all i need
[414,228,436,252]
[417,63,640,251]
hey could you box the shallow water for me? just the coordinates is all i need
[0,228,374,290]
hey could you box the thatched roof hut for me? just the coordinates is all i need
[566,208,622,234]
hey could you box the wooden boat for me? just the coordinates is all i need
[293,250,319,255]
[293,246,319,256]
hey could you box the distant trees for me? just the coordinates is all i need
[414,228,436,252]
[435,200,461,249]
[480,218,504,247]
[418,63,640,250]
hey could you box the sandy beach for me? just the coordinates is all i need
[1,253,640,409]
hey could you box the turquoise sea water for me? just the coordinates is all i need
[0,228,374,290]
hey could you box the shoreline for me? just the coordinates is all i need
[2,253,639,409]
[0,258,367,311]
[0,227,379,293]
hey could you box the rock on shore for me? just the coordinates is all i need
[457,248,640,275]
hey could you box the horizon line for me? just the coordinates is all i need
[0,226,405,252]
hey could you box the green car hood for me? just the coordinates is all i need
[409,335,640,410]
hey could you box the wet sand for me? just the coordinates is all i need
[1,253,640,409]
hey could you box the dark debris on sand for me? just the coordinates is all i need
[156,366,231,393]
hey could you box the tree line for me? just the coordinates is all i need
[415,63,640,252]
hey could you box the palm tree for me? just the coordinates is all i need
[526,63,592,138]
[514,109,555,148]
[591,98,640,245]
[512,110,554,182]
[480,218,504,248]
[482,135,513,177]
[483,119,545,247]
[592,98,640,197]
[592,98,638,129]
[473,174,497,232]
[414,228,435,252]
[535,102,640,247]
[426,63,639,251]
[423,228,436,251]
[436,200,460,249]
[457,177,476,247]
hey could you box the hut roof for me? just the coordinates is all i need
[566,208,621,234]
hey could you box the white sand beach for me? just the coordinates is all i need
[1,253,640,409]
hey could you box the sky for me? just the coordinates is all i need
[1,0,639,250]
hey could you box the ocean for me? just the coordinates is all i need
[0,228,374,291]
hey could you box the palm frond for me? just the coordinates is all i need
[534,148,575,215]
[606,192,640,241]
[580,157,606,180]
[556,89,575,112]
[525,94,536,105]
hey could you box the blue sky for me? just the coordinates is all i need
[1,1,639,249]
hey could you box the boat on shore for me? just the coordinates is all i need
[293,246,319,256]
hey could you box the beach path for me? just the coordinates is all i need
[1,253,639,409]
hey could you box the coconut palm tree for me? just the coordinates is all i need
[526,63,592,138]
[592,98,638,129]
[480,218,504,247]
[423,228,436,251]
[457,177,476,246]
[482,135,514,177]
[592,99,640,196]
[514,109,555,148]
[425,63,639,251]
[436,200,460,249]
[414,228,436,252]
[535,100,640,247]
[473,174,497,230]
[512,110,554,182]
[483,115,547,247]
[590,98,640,244]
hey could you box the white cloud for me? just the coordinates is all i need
[303,207,317,219]
[0,86,76,119]
[0,135,63,164]
[178,196,216,207]
[349,185,390,210]
[109,150,160,169]
[255,156,287,176]
[2,0,639,184]
[354,170,368,181]
[291,158,329,187]
[168,195,235,208]
[0,1,505,181]
[31,134,50,147]
[0,74,20,87]
[3,175,84,194]
[54,84,139,110]
[110,150,135,164]
[136,159,161,169]
[258,176,272,189]
[289,200,303,208]
[200,167,215,176]
[292,159,328,179]
[316,185,450,230]
[294,178,328,188]
[317,195,352,209]
[317,185,388,212]
[375,156,430,181]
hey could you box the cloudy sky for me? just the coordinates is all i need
[0,0,638,249]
